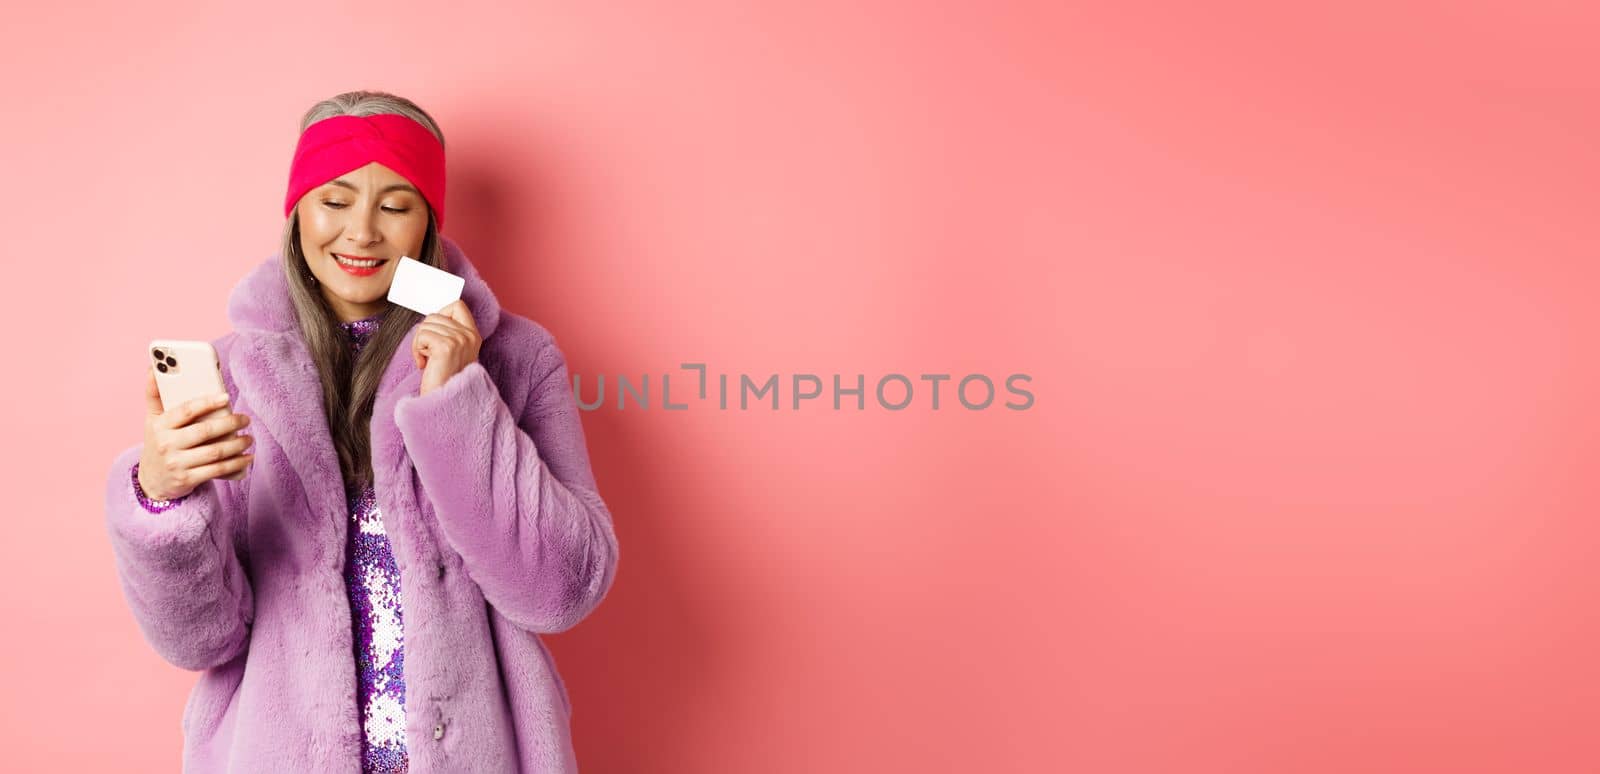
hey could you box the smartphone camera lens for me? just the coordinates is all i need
[156,362,168,373]
[152,349,164,361]
[165,356,177,367]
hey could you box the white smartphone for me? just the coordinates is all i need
[149,339,246,481]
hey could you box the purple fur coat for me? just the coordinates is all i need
[103,235,619,772]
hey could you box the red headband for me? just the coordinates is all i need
[284,114,447,230]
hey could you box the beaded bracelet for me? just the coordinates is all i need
[130,461,189,514]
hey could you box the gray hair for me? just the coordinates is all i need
[279,90,448,490]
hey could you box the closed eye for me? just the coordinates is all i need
[322,201,409,213]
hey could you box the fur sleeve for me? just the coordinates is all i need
[393,338,619,634]
[103,442,254,671]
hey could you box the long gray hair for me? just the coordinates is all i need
[280,90,446,490]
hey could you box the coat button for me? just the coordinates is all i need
[433,722,445,740]
[437,563,446,580]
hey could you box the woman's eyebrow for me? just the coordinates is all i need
[325,179,420,195]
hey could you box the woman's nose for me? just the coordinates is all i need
[344,210,380,244]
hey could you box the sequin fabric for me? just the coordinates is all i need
[340,312,410,773]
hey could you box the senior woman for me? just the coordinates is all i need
[103,89,619,773]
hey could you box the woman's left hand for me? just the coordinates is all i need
[413,299,482,396]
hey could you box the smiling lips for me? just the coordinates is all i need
[333,253,388,276]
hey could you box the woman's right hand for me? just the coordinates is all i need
[138,368,255,501]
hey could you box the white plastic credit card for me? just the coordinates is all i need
[386,255,465,315]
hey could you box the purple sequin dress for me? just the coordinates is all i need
[133,312,409,773]
[339,313,410,773]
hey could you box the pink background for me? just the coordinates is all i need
[3,1,1597,772]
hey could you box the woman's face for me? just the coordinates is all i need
[296,161,430,322]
